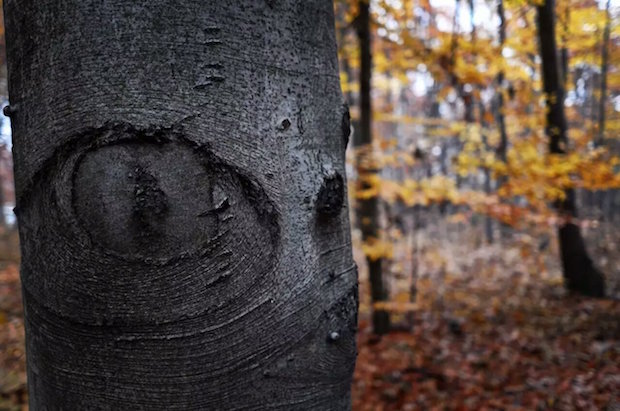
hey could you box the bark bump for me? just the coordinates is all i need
[342,103,351,149]
[316,172,344,217]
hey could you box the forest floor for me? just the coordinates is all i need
[352,218,620,410]
[0,222,618,410]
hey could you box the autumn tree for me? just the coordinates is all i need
[4,1,358,408]
[354,0,391,334]
[598,0,612,146]
[496,0,508,177]
[536,0,605,297]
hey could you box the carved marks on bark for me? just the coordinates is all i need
[194,26,225,90]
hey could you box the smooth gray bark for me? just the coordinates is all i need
[4,1,357,409]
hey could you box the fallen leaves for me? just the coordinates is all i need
[352,231,620,410]
[0,263,27,410]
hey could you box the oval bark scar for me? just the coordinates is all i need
[33,123,281,266]
[74,140,219,260]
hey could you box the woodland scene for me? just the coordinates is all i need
[0,0,618,409]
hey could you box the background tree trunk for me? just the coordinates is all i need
[355,0,390,335]
[4,1,357,408]
[597,0,611,147]
[598,0,613,221]
[496,0,508,167]
[536,0,605,298]
[495,0,512,238]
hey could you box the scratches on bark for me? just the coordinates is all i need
[324,263,356,284]
[201,38,223,45]
[296,107,305,135]
[112,296,273,342]
[198,197,230,217]
[194,26,225,90]
[194,74,225,90]
[203,63,224,70]
[201,26,222,43]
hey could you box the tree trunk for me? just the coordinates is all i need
[597,0,611,146]
[597,0,612,221]
[536,0,605,298]
[495,0,512,238]
[355,0,390,335]
[336,4,354,106]
[0,167,5,227]
[4,1,358,408]
[559,4,569,87]
[496,0,508,166]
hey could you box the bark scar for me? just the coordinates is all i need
[342,103,351,149]
[21,122,282,265]
[316,172,344,217]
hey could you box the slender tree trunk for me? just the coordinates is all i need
[496,0,508,166]
[336,4,354,106]
[466,0,493,243]
[536,0,605,297]
[4,1,358,408]
[355,0,390,334]
[495,0,512,238]
[560,4,569,87]
[479,103,494,244]
[0,166,5,227]
[597,0,613,221]
[598,0,611,146]
[341,48,355,106]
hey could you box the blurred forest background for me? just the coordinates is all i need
[0,0,619,409]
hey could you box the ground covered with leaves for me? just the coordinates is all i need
[352,222,620,410]
[0,225,618,410]
[0,263,26,410]
[354,274,619,410]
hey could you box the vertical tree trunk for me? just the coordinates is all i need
[336,4,354,106]
[465,0,493,243]
[496,0,508,166]
[560,4,569,87]
[495,0,512,238]
[597,0,611,146]
[355,0,390,334]
[597,0,612,221]
[536,0,605,297]
[0,166,5,227]
[4,1,358,408]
